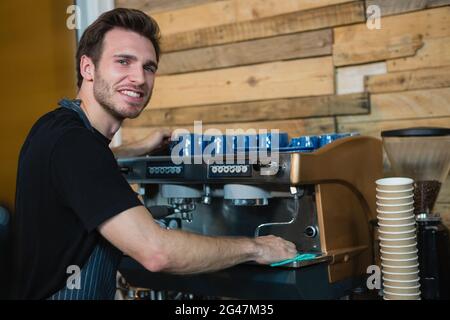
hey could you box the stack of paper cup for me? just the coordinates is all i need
[376,177,421,300]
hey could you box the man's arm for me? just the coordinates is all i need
[111,128,171,158]
[98,206,297,274]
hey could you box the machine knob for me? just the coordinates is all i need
[259,162,280,176]
[304,226,318,238]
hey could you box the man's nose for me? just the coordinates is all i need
[128,65,146,85]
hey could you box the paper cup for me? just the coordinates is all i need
[376,188,414,198]
[384,296,421,300]
[383,271,419,279]
[376,194,414,204]
[383,291,421,300]
[378,206,415,213]
[379,236,417,247]
[377,208,415,219]
[377,215,416,225]
[383,277,420,293]
[381,256,418,266]
[382,270,419,281]
[380,249,418,260]
[376,201,414,212]
[383,285,420,294]
[381,263,419,274]
[376,178,414,190]
[378,229,416,239]
[378,222,416,232]
[380,242,417,253]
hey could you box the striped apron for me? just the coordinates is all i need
[48,238,121,300]
[48,99,120,300]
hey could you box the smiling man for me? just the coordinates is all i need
[11,8,297,300]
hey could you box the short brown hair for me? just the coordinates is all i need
[76,8,161,88]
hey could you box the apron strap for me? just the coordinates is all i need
[58,98,94,132]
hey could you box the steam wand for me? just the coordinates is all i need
[254,187,304,237]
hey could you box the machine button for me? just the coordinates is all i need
[304,226,318,238]
[229,166,236,173]
[154,167,160,174]
[211,166,218,173]
[223,166,230,173]
[149,167,155,174]
[235,166,241,173]
[241,165,248,173]
[169,167,176,174]
[175,167,182,174]
[217,166,224,173]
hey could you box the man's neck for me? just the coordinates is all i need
[76,91,121,140]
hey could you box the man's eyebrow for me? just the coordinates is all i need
[113,54,158,69]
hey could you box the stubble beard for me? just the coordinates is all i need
[93,71,151,120]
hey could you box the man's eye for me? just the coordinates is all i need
[118,59,128,65]
[144,66,156,73]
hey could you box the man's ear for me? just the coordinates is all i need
[80,55,95,82]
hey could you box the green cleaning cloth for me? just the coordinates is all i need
[270,253,318,267]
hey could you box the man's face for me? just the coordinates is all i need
[92,28,157,120]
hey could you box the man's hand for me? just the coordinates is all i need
[141,128,172,152]
[112,128,172,157]
[253,235,298,265]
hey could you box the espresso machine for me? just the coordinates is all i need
[117,132,383,299]
[382,127,450,300]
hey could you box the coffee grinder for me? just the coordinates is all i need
[382,127,450,299]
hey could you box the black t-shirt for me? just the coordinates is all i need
[11,106,141,299]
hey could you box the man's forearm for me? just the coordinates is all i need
[111,129,171,158]
[156,228,258,275]
[111,140,151,158]
[99,206,295,276]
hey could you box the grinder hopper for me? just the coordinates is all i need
[381,127,450,216]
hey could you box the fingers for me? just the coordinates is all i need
[283,241,298,256]
[253,235,298,264]
[266,235,297,252]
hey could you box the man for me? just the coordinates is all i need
[11,8,297,300]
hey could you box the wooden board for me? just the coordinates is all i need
[121,117,336,144]
[337,116,450,137]
[365,0,450,17]
[160,1,365,52]
[336,62,386,95]
[365,66,450,93]
[387,36,450,72]
[150,57,334,109]
[125,93,368,127]
[334,33,424,67]
[115,0,219,14]
[333,6,450,66]
[158,29,332,75]
[152,0,353,35]
[337,87,450,123]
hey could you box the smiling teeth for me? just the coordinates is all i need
[121,90,141,98]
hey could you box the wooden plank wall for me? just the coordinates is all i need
[116,0,450,225]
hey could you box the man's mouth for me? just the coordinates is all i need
[119,89,144,98]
